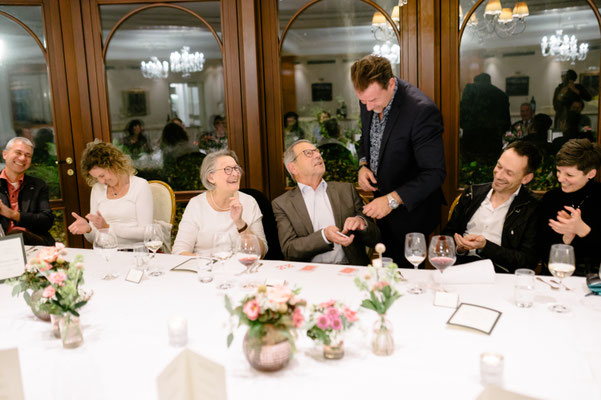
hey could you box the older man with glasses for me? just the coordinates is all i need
[272,140,380,265]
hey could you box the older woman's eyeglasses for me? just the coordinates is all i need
[211,166,242,175]
[293,148,321,161]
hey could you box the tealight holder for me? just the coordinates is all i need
[480,352,504,386]
[168,316,188,347]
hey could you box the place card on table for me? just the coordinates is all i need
[0,348,25,400]
[434,291,460,308]
[300,265,318,272]
[0,234,26,281]
[338,267,358,276]
[157,348,226,400]
[171,258,203,273]
[125,269,144,284]
[447,303,502,335]
[477,386,539,400]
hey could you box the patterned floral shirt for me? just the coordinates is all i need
[365,78,398,176]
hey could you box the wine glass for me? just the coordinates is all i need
[405,232,426,295]
[93,229,118,280]
[212,232,233,289]
[236,234,262,290]
[144,224,163,276]
[548,244,575,313]
[428,235,456,292]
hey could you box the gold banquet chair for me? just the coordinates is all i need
[148,180,176,252]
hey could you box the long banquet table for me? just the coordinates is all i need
[1,247,601,399]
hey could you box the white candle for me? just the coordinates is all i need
[168,316,188,347]
[480,352,504,386]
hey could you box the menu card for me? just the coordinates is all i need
[447,303,502,335]
[0,348,25,400]
[157,349,226,400]
[0,234,26,281]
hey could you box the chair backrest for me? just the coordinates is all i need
[148,180,176,225]
[448,194,462,221]
[239,188,283,260]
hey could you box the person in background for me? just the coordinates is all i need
[0,137,54,245]
[509,103,534,142]
[443,141,542,272]
[352,55,446,267]
[198,115,228,152]
[161,121,198,164]
[283,111,306,148]
[273,140,379,264]
[460,72,511,160]
[68,140,153,246]
[121,119,151,157]
[522,113,553,156]
[313,110,331,142]
[552,69,591,132]
[538,138,601,276]
[31,128,55,165]
[172,149,266,256]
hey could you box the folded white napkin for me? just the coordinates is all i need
[432,259,495,284]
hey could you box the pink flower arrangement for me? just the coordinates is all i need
[225,284,306,349]
[306,300,358,346]
[48,271,67,286]
[42,286,56,299]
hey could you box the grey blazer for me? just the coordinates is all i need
[272,181,380,265]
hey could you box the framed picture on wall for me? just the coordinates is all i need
[122,90,147,117]
[505,76,529,96]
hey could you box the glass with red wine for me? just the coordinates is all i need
[428,235,456,292]
[235,233,261,289]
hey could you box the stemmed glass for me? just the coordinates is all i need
[236,233,261,290]
[93,229,118,280]
[428,235,456,292]
[548,244,575,313]
[212,232,233,289]
[144,224,163,276]
[405,232,426,294]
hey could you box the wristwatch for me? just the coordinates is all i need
[386,193,399,210]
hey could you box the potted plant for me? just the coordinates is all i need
[305,300,358,359]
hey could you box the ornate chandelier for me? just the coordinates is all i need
[370,7,400,64]
[140,57,169,80]
[541,30,589,65]
[467,0,529,39]
[170,46,205,78]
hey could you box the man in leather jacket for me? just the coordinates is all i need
[1,137,54,245]
[442,141,541,273]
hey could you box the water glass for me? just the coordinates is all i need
[197,252,214,283]
[133,243,149,272]
[93,229,118,280]
[514,268,534,308]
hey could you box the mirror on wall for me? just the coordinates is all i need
[102,3,224,191]
[459,0,600,190]
[279,0,401,185]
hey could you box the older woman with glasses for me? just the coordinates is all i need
[172,149,267,256]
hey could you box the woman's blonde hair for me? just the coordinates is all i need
[80,139,136,186]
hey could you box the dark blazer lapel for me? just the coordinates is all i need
[377,81,403,174]
[289,186,315,235]
[326,184,343,228]
[19,176,34,213]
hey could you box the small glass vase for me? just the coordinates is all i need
[59,314,83,349]
[29,289,50,322]
[242,325,291,372]
[372,314,394,356]
[50,314,63,338]
[323,339,344,360]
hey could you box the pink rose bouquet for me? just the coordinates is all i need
[306,300,358,346]
[225,284,306,349]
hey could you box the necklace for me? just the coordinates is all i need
[209,190,230,211]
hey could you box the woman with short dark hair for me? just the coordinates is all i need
[538,138,601,276]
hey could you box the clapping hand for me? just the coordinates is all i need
[86,211,109,230]
[0,201,18,221]
[68,212,92,234]
[454,233,486,251]
[342,216,366,234]
[549,206,591,239]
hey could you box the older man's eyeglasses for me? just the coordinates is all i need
[293,148,321,161]
[211,166,243,175]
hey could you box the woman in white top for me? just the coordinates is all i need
[172,150,267,256]
[68,140,153,245]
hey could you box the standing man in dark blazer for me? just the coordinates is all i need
[272,140,380,265]
[351,55,446,267]
[1,137,55,245]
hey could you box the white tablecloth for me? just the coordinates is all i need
[1,248,600,400]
